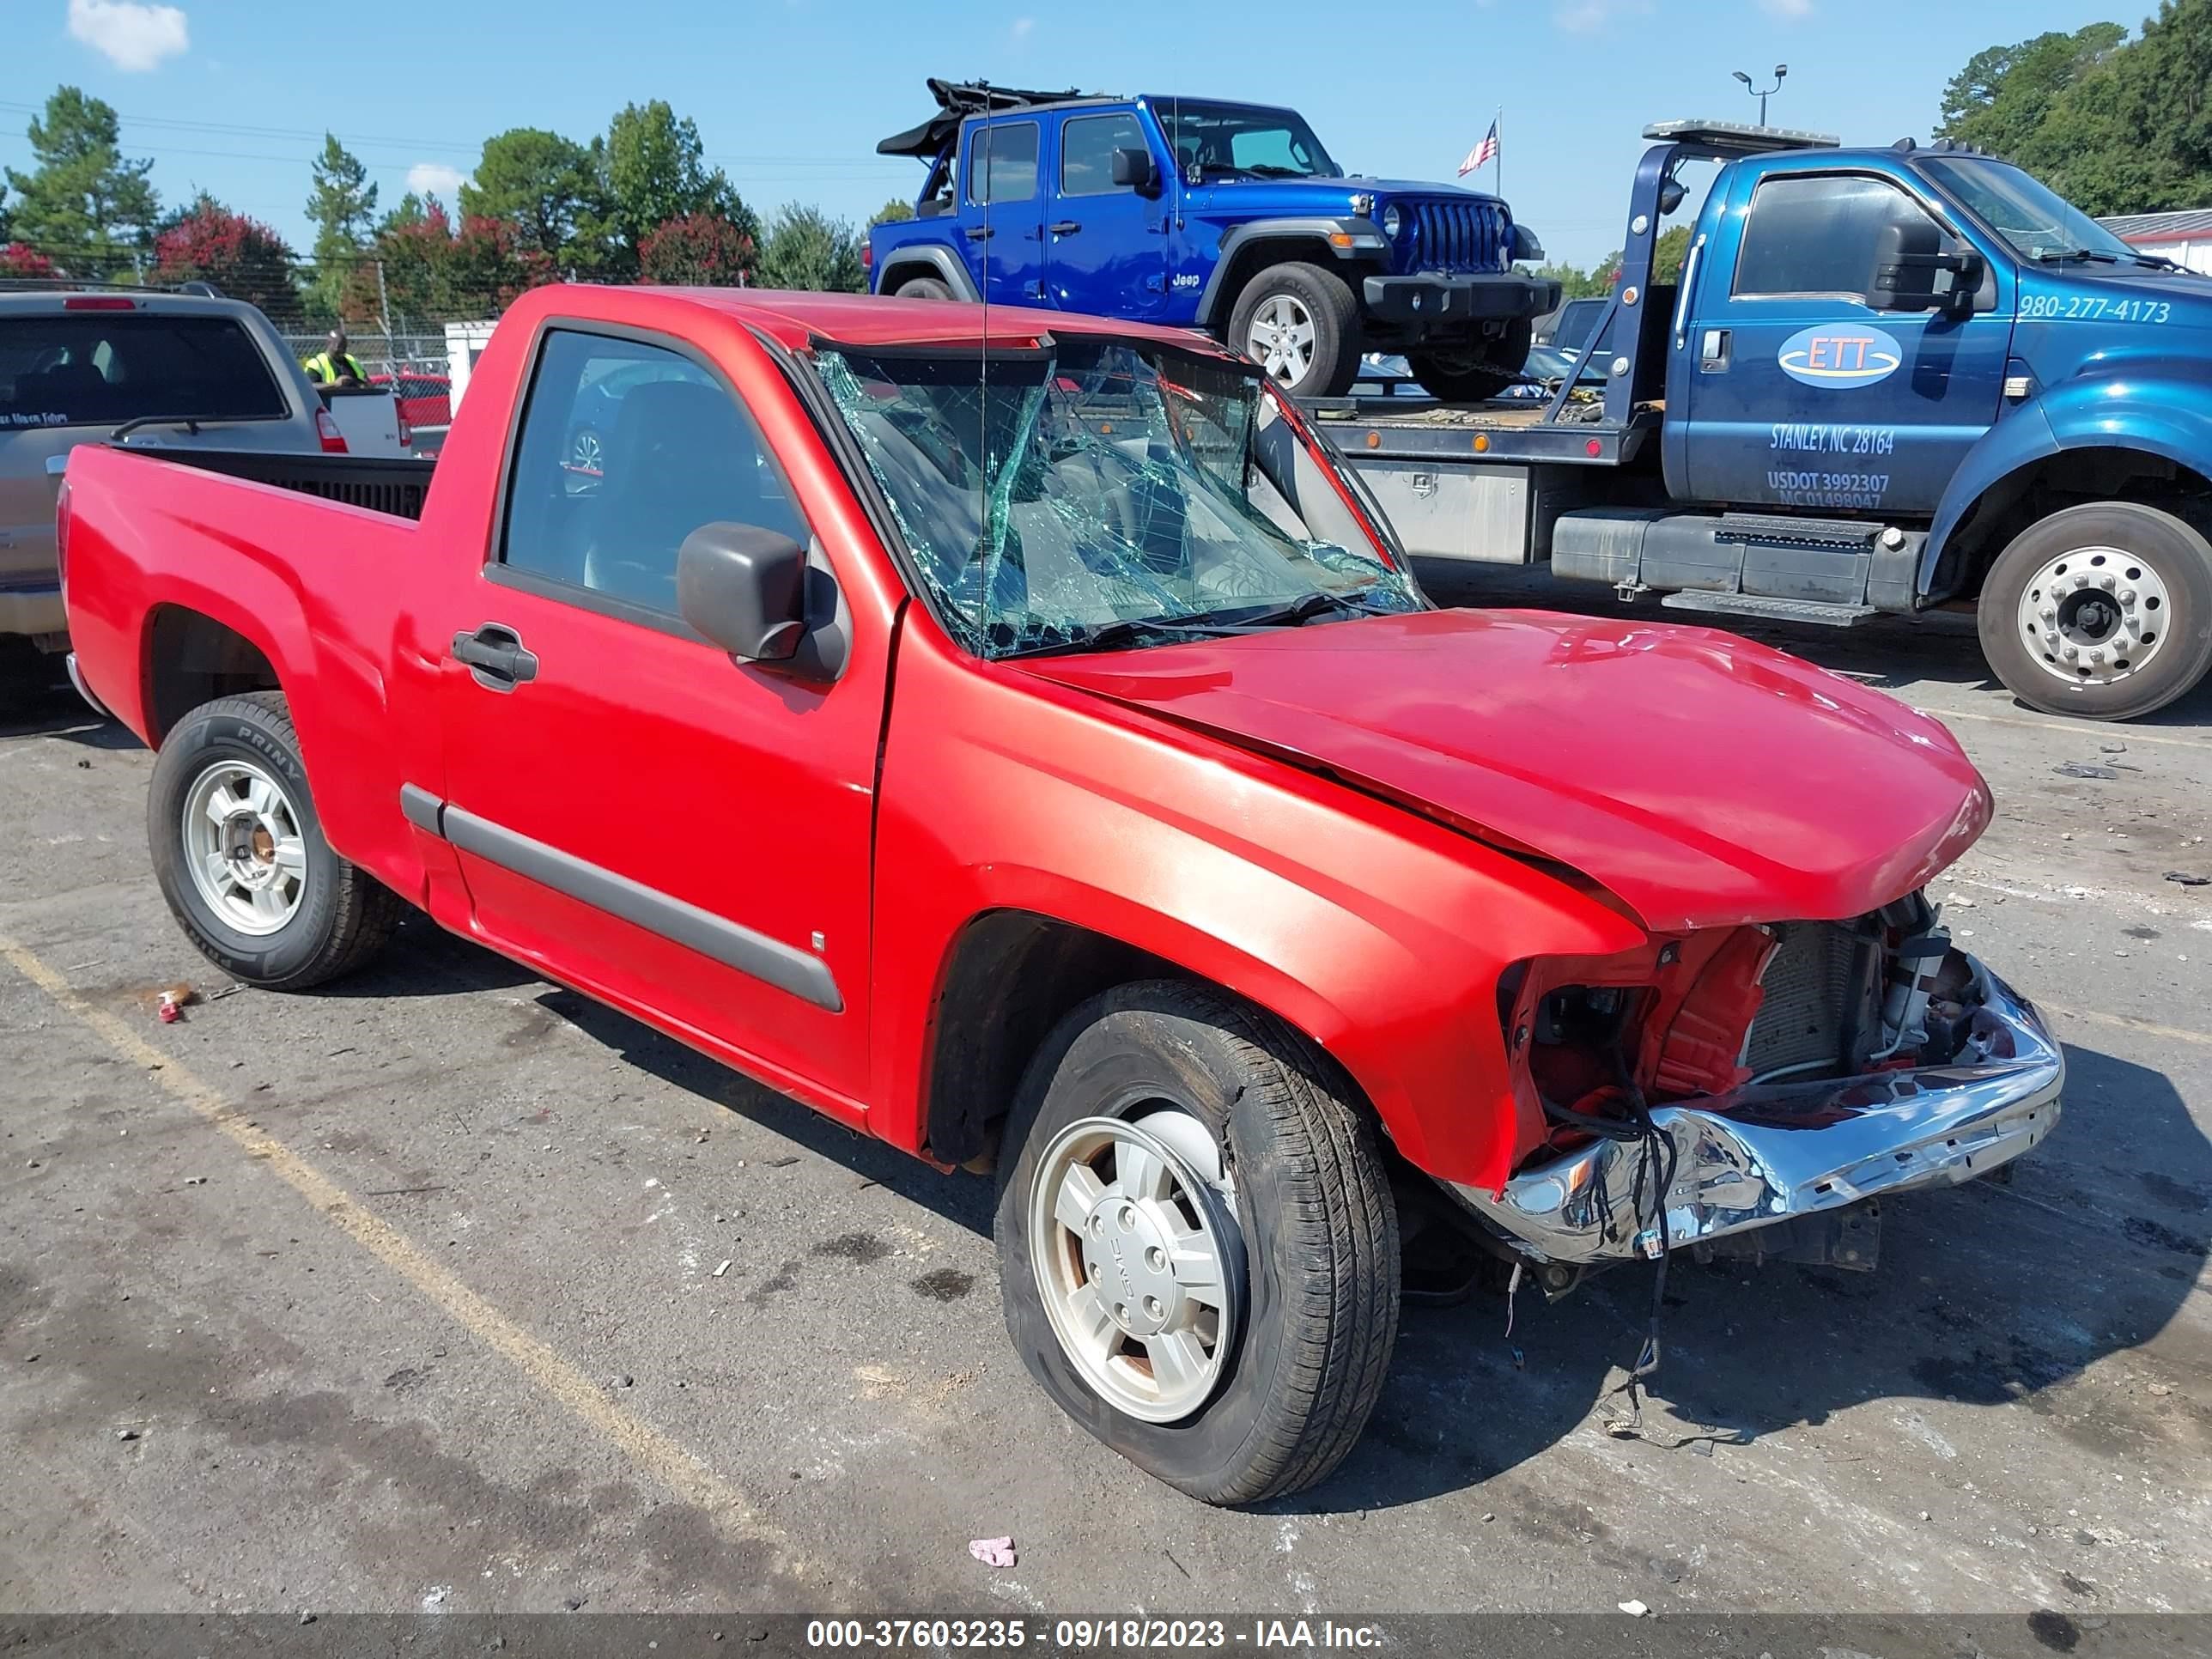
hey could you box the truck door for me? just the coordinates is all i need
[961,117,1046,304]
[423,324,887,1110]
[1043,108,1171,318]
[1681,169,2010,515]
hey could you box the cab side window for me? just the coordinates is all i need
[1734,174,1945,301]
[1060,113,1146,197]
[967,120,1040,205]
[500,330,810,620]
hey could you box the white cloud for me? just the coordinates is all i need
[406,162,469,203]
[1011,15,1033,37]
[67,0,189,71]
[1758,0,1814,16]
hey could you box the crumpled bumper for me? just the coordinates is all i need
[1450,960,2063,1265]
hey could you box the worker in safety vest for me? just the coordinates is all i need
[303,328,367,387]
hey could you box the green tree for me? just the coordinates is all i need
[1936,24,2127,157]
[756,203,865,292]
[869,197,915,228]
[1532,258,1607,300]
[305,135,378,322]
[3,87,159,277]
[1652,224,1691,283]
[604,100,757,266]
[462,128,615,270]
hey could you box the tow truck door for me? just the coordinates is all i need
[1680,166,2010,515]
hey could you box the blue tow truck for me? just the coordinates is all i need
[1302,118,2212,721]
[868,79,1558,400]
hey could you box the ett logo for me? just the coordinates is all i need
[1778,324,1904,388]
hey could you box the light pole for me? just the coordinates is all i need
[1732,64,1788,125]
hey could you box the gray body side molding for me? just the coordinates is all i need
[399,787,843,1013]
[873,241,981,302]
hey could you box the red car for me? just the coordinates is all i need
[368,368,451,434]
[56,285,2061,1504]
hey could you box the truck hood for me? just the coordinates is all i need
[1018,609,1990,932]
[1183,177,1508,214]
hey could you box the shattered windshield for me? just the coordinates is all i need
[816,338,1419,658]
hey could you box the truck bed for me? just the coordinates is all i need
[1304,395,1660,466]
[131,447,437,523]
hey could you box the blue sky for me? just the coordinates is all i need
[3,0,2131,270]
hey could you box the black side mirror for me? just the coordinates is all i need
[1111,147,1159,195]
[678,522,808,664]
[1868,216,1982,313]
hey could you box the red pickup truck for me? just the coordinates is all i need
[58,284,2062,1505]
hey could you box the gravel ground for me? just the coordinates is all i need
[0,586,2207,1623]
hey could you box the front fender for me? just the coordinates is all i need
[872,239,980,301]
[1923,367,2212,595]
[1194,219,1384,328]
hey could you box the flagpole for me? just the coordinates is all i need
[1493,105,1503,201]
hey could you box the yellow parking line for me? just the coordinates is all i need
[0,930,807,1581]
[2035,1000,2212,1050]
[1917,705,2212,750]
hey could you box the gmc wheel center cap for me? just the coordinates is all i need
[1082,1199,1181,1338]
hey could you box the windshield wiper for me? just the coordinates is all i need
[1212,589,1370,628]
[1004,616,1252,659]
[2032,246,2119,264]
[109,415,204,441]
[2130,251,2194,273]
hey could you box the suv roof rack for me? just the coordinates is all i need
[0,276,225,297]
[878,76,1093,161]
[1642,118,1840,155]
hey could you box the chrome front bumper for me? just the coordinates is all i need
[1451,960,2063,1265]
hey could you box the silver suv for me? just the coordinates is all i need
[3,286,343,665]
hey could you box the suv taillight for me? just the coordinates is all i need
[394,401,413,451]
[860,242,872,270]
[53,479,73,589]
[315,407,349,453]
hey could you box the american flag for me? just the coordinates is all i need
[1459,122,1498,176]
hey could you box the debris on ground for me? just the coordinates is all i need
[2054,763,2119,781]
[614,1374,634,1389]
[2100,742,2127,755]
[115,1428,140,1441]
[969,1536,1018,1569]
[2165,872,2210,887]
[1618,1601,1651,1618]
[713,1260,732,1278]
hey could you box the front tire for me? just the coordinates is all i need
[994,981,1400,1505]
[1978,501,2212,720]
[1407,318,1534,403]
[1227,262,1361,398]
[148,691,403,989]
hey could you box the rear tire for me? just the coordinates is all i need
[1978,501,2212,720]
[994,980,1400,1505]
[1227,262,1361,398]
[148,691,403,989]
[1407,318,1534,403]
[893,275,955,301]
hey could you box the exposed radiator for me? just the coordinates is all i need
[1744,922,1872,1079]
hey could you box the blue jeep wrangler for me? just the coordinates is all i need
[869,80,1561,399]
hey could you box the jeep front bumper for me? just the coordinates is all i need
[1361,272,1561,330]
[1450,960,2063,1265]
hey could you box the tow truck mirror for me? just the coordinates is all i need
[1868,218,1982,313]
[1111,147,1160,195]
[678,522,809,666]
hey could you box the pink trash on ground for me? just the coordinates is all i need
[968,1537,1017,1569]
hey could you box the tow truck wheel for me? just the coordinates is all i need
[1407,318,1534,403]
[892,275,954,301]
[1979,501,2212,720]
[994,980,1400,1505]
[1227,262,1360,398]
[148,691,404,989]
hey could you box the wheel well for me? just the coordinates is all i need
[1206,240,1354,331]
[881,259,959,296]
[1942,447,2212,599]
[145,606,279,746]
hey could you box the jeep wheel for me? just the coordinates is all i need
[148,691,404,988]
[1227,262,1360,398]
[1407,318,1534,403]
[1978,501,2212,721]
[893,275,954,301]
[994,980,1400,1504]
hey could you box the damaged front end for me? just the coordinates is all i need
[1451,896,2062,1272]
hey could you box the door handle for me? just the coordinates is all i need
[964,226,995,242]
[1050,220,1081,235]
[452,623,538,692]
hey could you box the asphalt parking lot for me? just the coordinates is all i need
[1,580,2209,1623]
